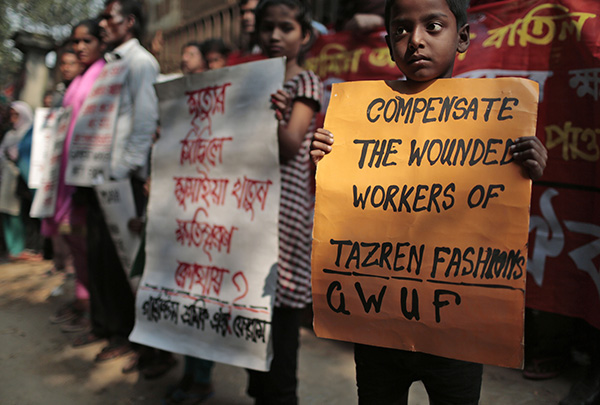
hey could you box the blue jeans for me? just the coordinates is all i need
[184,356,214,384]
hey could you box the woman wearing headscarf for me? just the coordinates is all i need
[0,101,35,260]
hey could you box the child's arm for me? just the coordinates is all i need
[510,136,548,180]
[271,89,318,162]
[310,128,334,165]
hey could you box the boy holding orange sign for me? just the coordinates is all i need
[311,0,547,403]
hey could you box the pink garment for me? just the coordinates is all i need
[41,58,106,237]
[64,232,89,300]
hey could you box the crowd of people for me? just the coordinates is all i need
[0,0,597,404]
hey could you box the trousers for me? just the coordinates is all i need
[247,307,302,405]
[355,344,483,405]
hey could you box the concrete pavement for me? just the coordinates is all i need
[0,260,579,404]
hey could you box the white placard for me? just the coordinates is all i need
[29,107,72,218]
[31,108,60,188]
[94,179,142,275]
[65,60,129,186]
[129,58,284,371]
[0,160,21,216]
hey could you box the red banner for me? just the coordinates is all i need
[306,0,600,329]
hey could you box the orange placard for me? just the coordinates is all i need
[312,78,539,368]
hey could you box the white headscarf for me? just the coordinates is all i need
[0,101,33,159]
[10,101,33,132]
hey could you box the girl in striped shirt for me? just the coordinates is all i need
[248,0,323,403]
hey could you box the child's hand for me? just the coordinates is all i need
[310,128,334,165]
[128,217,145,234]
[510,136,547,180]
[271,90,292,122]
[6,146,18,162]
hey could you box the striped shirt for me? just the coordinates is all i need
[276,70,323,308]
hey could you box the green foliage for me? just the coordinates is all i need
[0,1,20,87]
[5,0,103,38]
[0,0,103,89]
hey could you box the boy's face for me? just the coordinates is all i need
[43,94,53,108]
[385,0,469,83]
[205,51,227,70]
[181,46,205,74]
[59,53,81,82]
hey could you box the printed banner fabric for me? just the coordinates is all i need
[306,0,600,330]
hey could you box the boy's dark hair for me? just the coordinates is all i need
[104,0,146,39]
[384,0,469,33]
[254,0,314,63]
[72,18,103,41]
[201,38,231,58]
[182,41,203,54]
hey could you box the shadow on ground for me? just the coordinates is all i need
[0,260,578,404]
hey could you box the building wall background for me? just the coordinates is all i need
[142,0,340,73]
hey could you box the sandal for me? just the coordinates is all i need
[523,356,564,380]
[122,346,157,374]
[95,342,133,362]
[72,332,103,348]
[122,352,141,374]
[45,267,65,277]
[10,251,43,262]
[49,303,78,324]
[60,315,91,333]
[143,354,177,379]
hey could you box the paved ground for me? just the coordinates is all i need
[0,259,582,404]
